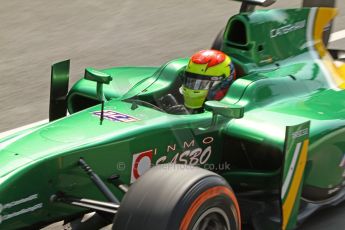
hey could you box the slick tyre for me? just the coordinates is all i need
[113,164,241,230]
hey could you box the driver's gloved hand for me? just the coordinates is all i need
[165,105,190,115]
[158,94,179,108]
[157,94,189,115]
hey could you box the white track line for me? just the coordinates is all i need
[0,30,344,139]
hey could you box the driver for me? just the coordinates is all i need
[158,49,236,114]
[182,49,236,113]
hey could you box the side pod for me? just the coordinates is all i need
[49,60,70,122]
[280,121,310,230]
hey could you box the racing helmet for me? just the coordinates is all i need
[182,50,235,109]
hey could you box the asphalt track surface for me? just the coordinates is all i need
[0,0,344,229]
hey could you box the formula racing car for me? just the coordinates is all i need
[1,0,345,229]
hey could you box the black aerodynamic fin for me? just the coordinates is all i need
[49,59,70,122]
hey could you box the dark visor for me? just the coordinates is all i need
[183,72,224,90]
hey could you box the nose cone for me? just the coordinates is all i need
[0,150,32,178]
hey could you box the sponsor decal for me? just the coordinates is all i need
[0,194,38,213]
[130,137,214,183]
[292,128,309,139]
[0,194,42,225]
[92,110,139,123]
[156,146,212,166]
[157,137,213,165]
[270,20,306,38]
[130,150,153,183]
[0,203,43,224]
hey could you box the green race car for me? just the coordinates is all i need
[1,0,345,229]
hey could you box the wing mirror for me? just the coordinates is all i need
[84,68,112,100]
[205,100,244,125]
[85,67,112,84]
[84,68,113,124]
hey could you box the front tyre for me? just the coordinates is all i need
[113,164,241,230]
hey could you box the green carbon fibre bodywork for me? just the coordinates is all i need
[0,7,344,230]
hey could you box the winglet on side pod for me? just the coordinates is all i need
[280,121,310,230]
[49,60,70,122]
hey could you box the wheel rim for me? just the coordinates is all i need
[192,207,230,230]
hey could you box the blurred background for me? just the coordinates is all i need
[0,0,344,132]
[0,0,344,229]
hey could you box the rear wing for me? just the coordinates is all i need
[233,0,276,7]
[280,121,310,230]
[232,0,276,11]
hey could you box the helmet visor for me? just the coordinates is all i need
[183,72,223,90]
